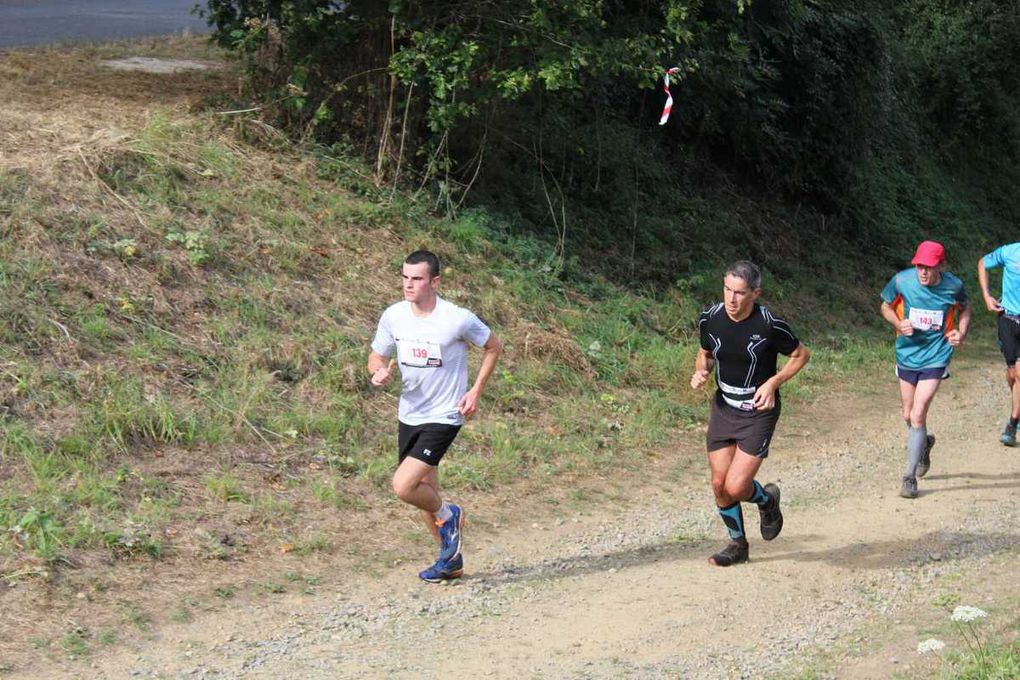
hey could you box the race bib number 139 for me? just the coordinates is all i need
[396,339,443,368]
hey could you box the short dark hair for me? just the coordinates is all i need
[404,250,441,278]
[725,260,762,289]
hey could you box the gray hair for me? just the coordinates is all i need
[725,260,762,289]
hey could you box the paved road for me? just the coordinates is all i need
[0,0,210,49]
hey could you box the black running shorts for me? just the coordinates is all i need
[895,365,950,385]
[397,422,461,466]
[998,314,1020,366]
[706,393,781,458]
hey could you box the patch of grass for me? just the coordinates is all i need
[440,209,493,254]
[669,531,708,544]
[204,473,251,504]
[944,641,1020,679]
[170,604,194,623]
[194,361,279,441]
[442,436,509,491]
[199,540,229,561]
[247,493,295,525]
[292,534,333,556]
[73,303,117,346]
[786,666,828,680]
[165,229,213,266]
[70,467,124,512]
[0,168,28,217]
[0,418,41,459]
[100,523,166,559]
[265,395,362,444]
[285,571,321,594]
[567,487,602,505]
[213,585,236,599]
[934,593,963,609]
[87,374,201,447]
[9,506,65,563]
[58,626,90,657]
[256,581,285,595]
[311,477,366,510]
[121,601,151,632]
[130,492,180,529]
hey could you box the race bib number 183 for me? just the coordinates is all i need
[908,307,945,332]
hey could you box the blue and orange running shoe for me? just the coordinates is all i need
[419,553,464,583]
[436,503,464,561]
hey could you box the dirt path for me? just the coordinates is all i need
[34,353,1011,680]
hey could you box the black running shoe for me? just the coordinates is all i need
[708,539,749,567]
[917,434,935,478]
[760,483,783,541]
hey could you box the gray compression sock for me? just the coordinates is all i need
[905,425,927,478]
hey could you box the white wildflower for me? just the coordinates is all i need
[951,606,988,623]
[917,638,946,654]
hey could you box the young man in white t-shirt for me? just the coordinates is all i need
[368,250,502,582]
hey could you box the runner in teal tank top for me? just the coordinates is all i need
[977,241,1020,445]
[880,241,971,499]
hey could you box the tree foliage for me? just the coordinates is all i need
[199,0,1020,284]
[900,0,1020,154]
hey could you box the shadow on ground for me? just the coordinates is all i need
[467,527,1018,585]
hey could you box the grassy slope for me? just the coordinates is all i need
[0,38,680,571]
[0,35,1010,664]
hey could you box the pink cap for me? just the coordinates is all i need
[911,240,945,267]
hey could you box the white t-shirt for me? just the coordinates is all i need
[371,297,492,426]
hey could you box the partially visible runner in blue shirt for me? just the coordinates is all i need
[880,240,971,500]
[977,241,1020,445]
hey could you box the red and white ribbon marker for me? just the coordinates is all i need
[659,67,681,125]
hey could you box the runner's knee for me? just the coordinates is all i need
[712,480,737,506]
[724,479,752,503]
[392,475,416,501]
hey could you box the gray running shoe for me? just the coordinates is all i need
[759,483,783,541]
[916,434,936,478]
[1001,422,1017,447]
[900,475,918,499]
[708,538,749,567]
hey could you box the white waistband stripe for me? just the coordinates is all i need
[721,394,756,411]
[717,379,756,395]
